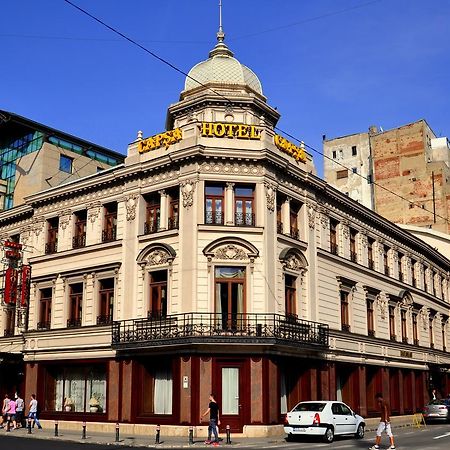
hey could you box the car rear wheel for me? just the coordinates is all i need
[323,426,334,443]
[355,423,365,439]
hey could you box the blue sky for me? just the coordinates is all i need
[2,0,449,177]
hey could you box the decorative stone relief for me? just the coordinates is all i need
[200,161,263,176]
[88,202,102,224]
[360,233,368,248]
[401,295,414,310]
[32,216,45,237]
[420,306,429,330]
[181,179,196,209]
[20,228,31,246]
[282,253,305,272]
[342,222,350,239]
[147,249,172,266]
[59,210,72,231]
[376,292,388,320]
[124,194,139,221]
[214,245,247,260]
[377,240,384,254]
[306,202,316,229]
[264,182,276,212]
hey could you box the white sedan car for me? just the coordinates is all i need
[284,400,365,443]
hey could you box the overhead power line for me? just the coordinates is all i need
[62,0,449,227]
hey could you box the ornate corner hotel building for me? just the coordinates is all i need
[0,31,449,435]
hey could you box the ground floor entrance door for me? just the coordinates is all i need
[214,358,250,433]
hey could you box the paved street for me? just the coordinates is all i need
[0,423,449,449]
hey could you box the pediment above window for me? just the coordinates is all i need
[203,237,259,263]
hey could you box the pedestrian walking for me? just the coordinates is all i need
[369,392,396,450]
[200,393,220,446]
[0,394,10,429]
[5,396,17,430]
[28,394,42,429]
[15,393,24,428]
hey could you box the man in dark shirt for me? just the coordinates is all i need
[201,393,220,446]
[369,393,396,450]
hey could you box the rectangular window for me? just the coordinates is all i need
[68,283,83,328]
[352,145,357,156]
[389,305,396,341]
[168,189,179,230]
[398,253,404,282]
[368,237,374,270]
[276,200,283,234]
[149,270,167,319]
[234,186,255,226]
[205,185,224,225]
[285,275,297,320]
[38,287,52,330]
[401,310,407,343]
[413,312,419,345]
[336,169,348,179]
[142,362,173,415]
[411,260,417,287]
[367,299,375,337]
[97,278,114,325]
[352,167,357,174]
[215,266,245,330]
[384,246,390,276]
[59,154,73,173]
[340,291,350,332]
[46,217,59,254]
[443,320,447,352]
[102,202,117,242]
[350,229,357,263]
[45,365,106,413]
[289,202,300,240]
[332,150,337,159]
[73,210,87,249]
[330,219,338,255]
[145,193,160,234]
[429,317,434,348]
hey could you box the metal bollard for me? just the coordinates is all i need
[155,424,161,444]
[27,418,32,434]
[54,420,59,437]
[115,422,120,442]
[226,424,231,444]
[188,425,194,445]
[82,421,86,439]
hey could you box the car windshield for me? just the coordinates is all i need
[293,402,326,412]
[428,400,447,405]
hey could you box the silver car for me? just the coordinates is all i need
[284,400,365,443]
[423,399,450,422]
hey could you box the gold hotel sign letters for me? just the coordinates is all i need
[139,128,183,153]
[139,122,305,163]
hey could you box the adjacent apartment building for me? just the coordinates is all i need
[0,31,449,436]
[323,121,450,234]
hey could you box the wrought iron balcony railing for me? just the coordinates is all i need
[102,228,117,243]
[330,243,338,255]
[4,329,15,337]
[144,220,159,235]
[112,312,329,349]
[205,211,224,225]
[97,315,113,326]
[67,318,82,328]
[289,227,299,240]
[72,234,86,249]
[235,212,255,227]
[168,216,179,230]
[37,321,51,331]
[45,241,58,255]
[277,221,283,234]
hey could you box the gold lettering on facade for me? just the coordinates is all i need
[274,134,306,162]
[139,128,183,154]
[200,122,262,140]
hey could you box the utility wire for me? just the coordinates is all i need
[62,0,449,226]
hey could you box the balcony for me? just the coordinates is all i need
[168,216,179,230]
[37,321,51,331]
[3,329,15,337]
[330,243,338,255]
[67,318,82,328]
[235,212,255,227]
[277,221,283,234]
[97,315,113,326]
[350,251,357,263]
[289,227,299,240]
[112,312,329,351]
[368,260,374,270]
[205,211,224,225]
[72,234,86,249]
[45,241,58,255]
[144,221,159,235]
[102,228,117,243]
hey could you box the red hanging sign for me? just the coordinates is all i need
[4,267,18,304]
[20,265,32,307]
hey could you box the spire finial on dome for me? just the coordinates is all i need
[209,0,233,57]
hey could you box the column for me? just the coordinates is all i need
[282,197,290,234]
[225,182,234,225]
[159,190,168,230]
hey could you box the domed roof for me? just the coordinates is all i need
[184,31,263,95]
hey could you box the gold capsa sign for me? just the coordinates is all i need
[200,122,262,140]
[139,128,183,154]
[274,134,306,162]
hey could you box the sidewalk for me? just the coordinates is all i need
[3,425,287,448]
